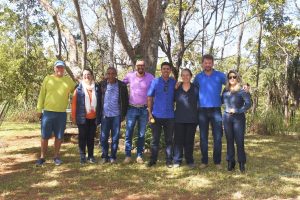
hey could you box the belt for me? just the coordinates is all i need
[129,104,147,108]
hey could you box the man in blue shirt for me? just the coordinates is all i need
[193,54,226,169]
[99,67,129,164]
[147,62,176,168]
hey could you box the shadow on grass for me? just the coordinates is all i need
[0,135,299,199]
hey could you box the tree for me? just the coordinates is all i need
[110,0,168,75]
[159,0,216,80]
[38,0,81,80]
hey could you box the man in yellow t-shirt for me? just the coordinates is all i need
[36,60,76,166]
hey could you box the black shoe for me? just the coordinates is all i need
[53,157,62,166]
[147,161,156,167]
[87,157,97,164]
[239,162,245,173]
[80,157,87,164]
[166,162,173,168]
[36,158,46,166]
[227,161,235,171]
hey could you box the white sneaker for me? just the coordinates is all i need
[123,157,132,164]
[136,157,144,164]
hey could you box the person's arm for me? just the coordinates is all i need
[221,72,227,86]
[123,83,129,119]
[71,90,77,124]
[123,73,129,85]
[69,78,77,93]
[193,74,200,87]
[147,96,154,122]
[242,83,250,93]
[37,76,48,117]
[235,90,252,113]
[147,79,156,122]
[221,88,226,105]
[175,81,182,89]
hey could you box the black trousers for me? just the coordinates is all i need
[150,118,174,163]
[78,118,96,158]
[173,123,197,164]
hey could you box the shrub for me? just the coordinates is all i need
[250,107,299,135]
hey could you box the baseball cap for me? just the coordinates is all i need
[54,60,66,67]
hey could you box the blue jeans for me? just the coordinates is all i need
[150,117,174,164]
[198,107,223,164]
[100,116,121,160]
[125,106,148,157]
[223,112,246,163]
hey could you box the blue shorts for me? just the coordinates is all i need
[41,111,67,140]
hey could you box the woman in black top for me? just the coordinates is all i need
[173,69,199,168]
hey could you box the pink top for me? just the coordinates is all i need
[123,72,154,105]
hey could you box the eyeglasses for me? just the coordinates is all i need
[228,76,237,80]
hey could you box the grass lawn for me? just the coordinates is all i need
[0,122,299,200]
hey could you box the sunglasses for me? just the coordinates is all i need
[228,76,237,80]
[164,83,168,92]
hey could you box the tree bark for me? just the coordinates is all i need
[52,15,62,59]
[209,0,226,54]
[284,54,290,124]
[140,0,167,75]
[38,0,80,80]
[252,19,263,114]
[236,2,245,72]
[73,0,87,69]
[128,0,145,33]
[111,0,168,75]
[103,0,116,68]
[110,0,135,65]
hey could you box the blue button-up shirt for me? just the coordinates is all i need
[147,77,176,118]
[193,70,226,107]
[103,82,120,117]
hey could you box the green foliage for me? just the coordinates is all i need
[250,107,300,135]
[0,5,51,105]
[5,105,39,123]
[132,124,166,151]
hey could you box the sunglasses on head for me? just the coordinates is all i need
[228,75,237,80]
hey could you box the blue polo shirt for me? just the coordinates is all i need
[193,70,226,107]
[147,77,176,118]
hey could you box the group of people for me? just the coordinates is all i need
[36,54,251,172]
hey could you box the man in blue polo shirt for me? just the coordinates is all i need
[147,62,176,168]
[193,54,226,169]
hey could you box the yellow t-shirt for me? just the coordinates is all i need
[37,75,76,113]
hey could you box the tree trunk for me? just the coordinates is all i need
[284,54,290,124]
[103,0,116,68]
[209,0,226,54]
[236,3,245,72]
[38,0,80,80]
[110,0,135,64]
[73,0,87,69]
[252,19,263,114]
[52,15,62,59]
[111,0,168,75]
[140,0,167,75]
